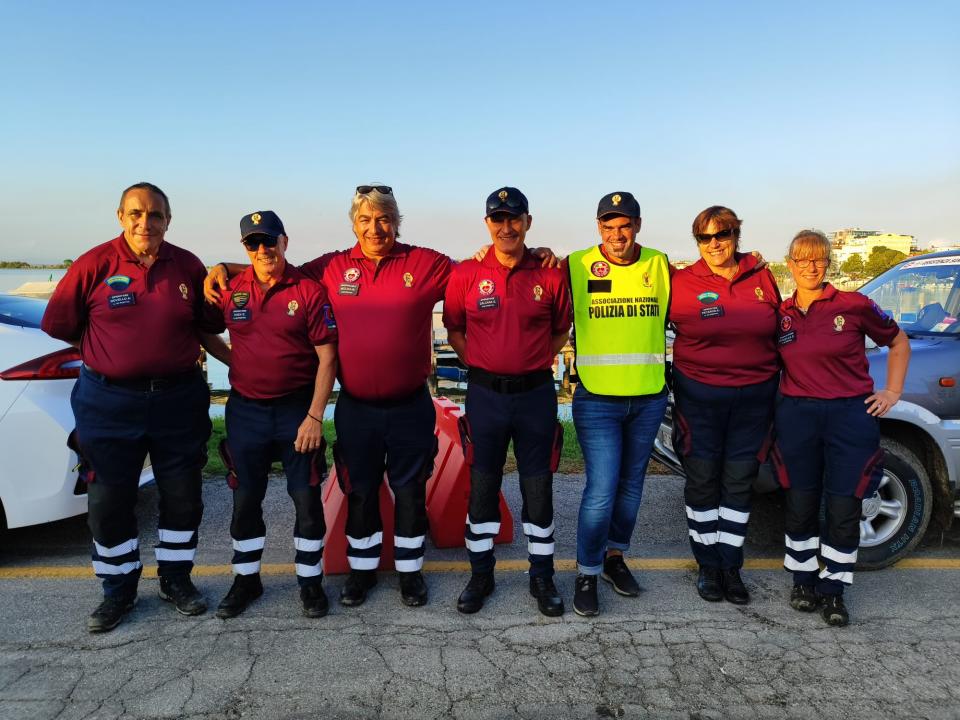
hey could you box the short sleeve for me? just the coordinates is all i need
[860,296,900,347]
[304,280,337,346]
[442,267,468,332]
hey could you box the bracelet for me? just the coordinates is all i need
[307,412,322,423]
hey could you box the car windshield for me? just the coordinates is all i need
[858,255,960,337]
[0,294,46,329]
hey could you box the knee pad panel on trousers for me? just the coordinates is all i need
[519,473,553,527]
[826,493,862,550]
[682,457,722,507]
[721,460,758,508]
[468,469,502,522]
[784,489,821,538]
[289,487,327,539]
[87,482,139,545]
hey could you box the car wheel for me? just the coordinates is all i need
[856,438,932,570]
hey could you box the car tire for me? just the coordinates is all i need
[856,437,933,570]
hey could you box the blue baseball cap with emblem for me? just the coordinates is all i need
[240,210,286,241]
[485,187,529,217]
[597,191,641,220]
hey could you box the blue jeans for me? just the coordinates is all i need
[573,384,667,575]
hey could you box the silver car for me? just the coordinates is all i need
[653,249,960,568]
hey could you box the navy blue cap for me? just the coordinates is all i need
[485,187,529,217]
[240,210,286,241]
[596,192,641,219]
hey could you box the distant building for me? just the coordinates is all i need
[832,228,915,265]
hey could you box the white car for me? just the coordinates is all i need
[0,294,154,529]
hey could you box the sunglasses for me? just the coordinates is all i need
[791,257,830,269]
[695,228,736,244]
[356,185,393,195]
[241,235,280,251]
[486,197,526,213]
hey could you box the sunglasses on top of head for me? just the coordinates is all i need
[695,228,737,244]
[356,185,393,195]
[242,235,280,251]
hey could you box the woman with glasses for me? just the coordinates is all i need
[772,230,909,626]
[668,206,782,605]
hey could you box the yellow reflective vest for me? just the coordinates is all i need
[568,245,670,396]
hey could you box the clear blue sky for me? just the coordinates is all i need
[0,1,957,265]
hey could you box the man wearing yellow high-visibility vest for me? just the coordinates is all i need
[568,191,670,617]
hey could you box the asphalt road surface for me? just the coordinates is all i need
[1,472,958,720]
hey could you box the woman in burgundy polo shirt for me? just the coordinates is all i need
[669,206,781,606]
[773,230,909,626]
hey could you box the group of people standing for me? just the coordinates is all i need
[41,181,909,634]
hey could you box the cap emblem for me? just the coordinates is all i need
[834,315,845,332]
[403,272,414,288]
[344,267,361,283]
[533,285,543,302]
[179,283,189,300]
[251,213,262,225]
[590,260,610,278]
[612,194,622,206]
[288,300,299,317]
[498,190,508,202]
[478,279,495,296]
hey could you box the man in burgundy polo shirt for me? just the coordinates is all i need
[201,210,338,619]
[205,185,451,608]
[444,187,572,617]
[42,183,231,633]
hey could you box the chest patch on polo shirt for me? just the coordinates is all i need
[104,275,133,291]
[338,283,360,296]
[403,272,414,288]
[778,330,796,345]
[697,291,719,304]
[478,279,495,295]
[231,308,252,322]
[834,315,846,332]
[108,292,136,309]
[343,268,361,282]
[478,296,500,311]
[700,305,724,319]
[232,291,250,308]
[590,261,610,277]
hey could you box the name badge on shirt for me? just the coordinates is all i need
[338,283,360,296]
[778,331,796,345]
[478,296,500,311]
[700,305,724,319]
[108,292,136,309]
[587,280,612,293]
[231,308,252,322]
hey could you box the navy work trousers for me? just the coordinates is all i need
[72,366,210,597]
[225,388,326,587]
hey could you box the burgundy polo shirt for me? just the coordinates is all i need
[443,249,572,375]
[42,234,206,378]
[300,242,452,401]
[200,264,337,400]
[669,254,782,386]
[777,284,900,399]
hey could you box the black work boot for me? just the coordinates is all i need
[399,571,428,607]
[87,594,136,633]
[696,566,724,602]
[601,555,641,597]
[300,582,329,618]
[573,574,599,617]
[721,568,750,605]
[216,574,264,619]
[158,574,207,616]
[457,572,495,614]
[529,576,564,617]
[820,594,849,627]
[339,570,378,607]
[789,584,818,612]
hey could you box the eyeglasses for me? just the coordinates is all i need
[241,235,279,251]
[356,185,393,195]
[695,228,736,244]
[791,257,830,269]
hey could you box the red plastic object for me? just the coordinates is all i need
[321,471,396,575]
[426,396,514,548]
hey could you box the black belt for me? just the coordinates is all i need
[468,368,553,394]
[229,386,314,406]
[82,365,201,392]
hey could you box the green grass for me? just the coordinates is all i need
[204,416,336,479]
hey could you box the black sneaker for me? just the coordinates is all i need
[216,574,263,619]
[339,570,377,607]
[696,566,724,602]
[573,574,599,617]
[820,594,849,627]
[158,574,207,616]
[529,576,564,617]
[601,555,640,597]
[300,582,329,618]
[457,572,495,614]
[87,594,136,633]
[721,568,750,605]
[789,584,818,612]
[399,571,428,607]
